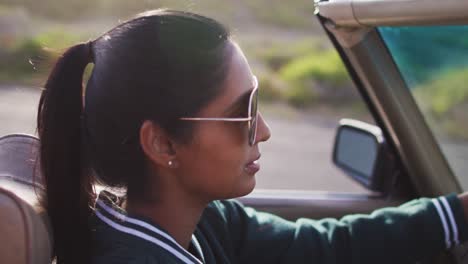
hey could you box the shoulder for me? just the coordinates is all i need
[204,199,246,223]
[90,213,183,264]
[202,199,274,236]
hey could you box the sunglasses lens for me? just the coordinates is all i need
[249,89,258,145]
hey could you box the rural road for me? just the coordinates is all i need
[0,85,367,193]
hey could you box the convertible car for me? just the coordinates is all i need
[1,0,468,263]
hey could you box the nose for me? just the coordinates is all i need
[255,112,271,144]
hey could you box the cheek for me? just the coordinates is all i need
[193,122,248,164]
[178,123,255,199]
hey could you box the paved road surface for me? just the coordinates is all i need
[0,86,367,193]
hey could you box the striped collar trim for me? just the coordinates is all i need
[95,192,203,264]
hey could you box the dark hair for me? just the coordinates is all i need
[37,9,231,263]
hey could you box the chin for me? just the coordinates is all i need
[231,177,256,199]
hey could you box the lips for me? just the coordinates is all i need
[244,155,261,175]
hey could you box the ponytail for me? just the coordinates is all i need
[37,42,94,263]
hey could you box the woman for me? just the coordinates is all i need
[37,9,468,264]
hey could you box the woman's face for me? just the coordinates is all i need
[174,41,271,201]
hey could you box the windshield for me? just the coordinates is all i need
[379,25,468,190]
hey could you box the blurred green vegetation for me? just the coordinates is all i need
[416,69,468,116]
[415,68,468,140]
[0,37,44,83]
[256,73,284,102]
[244,0,317,28]
[279,49,350,107]
[0,28,83,83]
[279,51,348,86]
[1,0,90,20]
[381,26,468,140]
[246,40,354,108]
[33,28,83,50]
[0,0,236,26]
[0,1,363,116]
[254,39,321,71]
[0,0,316,28]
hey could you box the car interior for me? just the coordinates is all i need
[0,134,51,264]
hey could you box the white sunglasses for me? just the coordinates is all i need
[179,76,259,146]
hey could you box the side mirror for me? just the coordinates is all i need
[333,119,394,193]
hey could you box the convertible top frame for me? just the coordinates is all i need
[316,0,468,27]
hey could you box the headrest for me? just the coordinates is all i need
[0,134,42,187]
[0,134,52,264]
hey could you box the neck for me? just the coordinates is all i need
[125,192,207,249]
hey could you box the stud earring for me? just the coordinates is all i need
[168,160,178,168]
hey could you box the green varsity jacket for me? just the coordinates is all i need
[90,191,468,264]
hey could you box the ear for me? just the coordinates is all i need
[139,120,177,169]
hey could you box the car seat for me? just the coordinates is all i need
[0,134,52,264]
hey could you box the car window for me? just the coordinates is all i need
[379,25,468,190]
[0,1,374,193]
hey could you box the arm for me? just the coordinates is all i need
[458,192,468,225]
[209,194,468,264]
